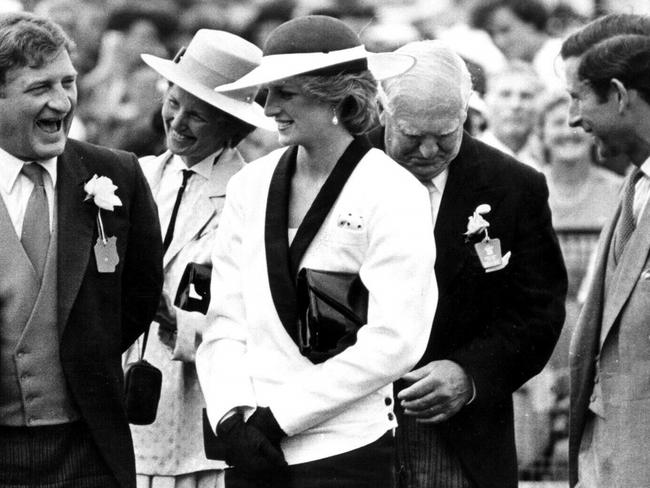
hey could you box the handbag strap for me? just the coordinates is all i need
[140,325,150,361]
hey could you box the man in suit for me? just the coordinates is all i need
[374,40,567,488]
[0,12,163,488]
[560,23,650,487]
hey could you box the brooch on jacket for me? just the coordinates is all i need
[464,204,510,273]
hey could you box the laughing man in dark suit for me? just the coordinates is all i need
[0,12,162,488]
[374,40,567,488]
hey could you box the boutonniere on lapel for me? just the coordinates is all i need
[84,175,122,273]
[464,204,511,273]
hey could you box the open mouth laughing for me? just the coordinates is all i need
[36,117,63,134]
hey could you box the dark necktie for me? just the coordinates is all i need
[162,169,193,254]
[613,167,643,264]
[21,163,50,280]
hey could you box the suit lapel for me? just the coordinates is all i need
[435,135,502,289]
[265,146,298,342]
[601,198,650,344]
[265,136,371,343]
[57,145,95,330]
[163,148,244,268]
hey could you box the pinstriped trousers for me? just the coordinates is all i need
[395,414,475,488]
[0,421,119,488]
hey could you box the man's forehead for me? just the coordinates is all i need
[563,57,585,89]
[393,110,461,135]
[5,49,76,84]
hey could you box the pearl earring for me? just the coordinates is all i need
[332,109,339,125]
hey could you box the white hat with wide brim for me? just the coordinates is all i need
[141,29,276,131]
[214,45,415,93]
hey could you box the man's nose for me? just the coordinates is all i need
[419,137,439,159]
[48,86,72,113]
[567,100,581,128]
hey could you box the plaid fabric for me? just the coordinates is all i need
[395,415,475,488]
[0,421,118,488]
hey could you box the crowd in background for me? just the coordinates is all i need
[4,0,648,482]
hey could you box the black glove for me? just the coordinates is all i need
[217,413,287,472]
[247,407,286,448]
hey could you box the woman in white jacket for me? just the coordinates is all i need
[197,16,438,488]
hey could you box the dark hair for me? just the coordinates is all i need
[561,13,650,59]
[578,34,650,105]
[106,5,177,41]
[470,0,549,33]
[0,12,74,87]
[223,111,256,148]
[293,70,378,135]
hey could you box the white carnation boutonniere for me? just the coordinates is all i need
[84,174,121,273]
[464,203,492,239]
[464,204,511,273]
[84,174,123,211]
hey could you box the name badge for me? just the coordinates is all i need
[94,236,119,273]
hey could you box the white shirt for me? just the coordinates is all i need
[426,168,449,227]
[0,146,56,236]
[634,157,650,224]
[157,151,222,241]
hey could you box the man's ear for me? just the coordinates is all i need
[610,78,629,114]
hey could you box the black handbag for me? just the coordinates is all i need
[296,268,369,364]
[123,326,162,425]
[174,262,212,315]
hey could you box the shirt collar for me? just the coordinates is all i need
[0,145,57,193]
[639,156,650,179]
[171,149,224,181]
[429,167,449,194]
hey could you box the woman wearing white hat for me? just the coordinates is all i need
[125,29,274,488]
[196,16,438,487]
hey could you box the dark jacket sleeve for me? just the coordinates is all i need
[119,153,163,351]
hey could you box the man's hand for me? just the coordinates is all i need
[397,360,473,424]
[217,413,287,472]
[155,292,177,349]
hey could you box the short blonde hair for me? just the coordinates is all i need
[292,69,378,135]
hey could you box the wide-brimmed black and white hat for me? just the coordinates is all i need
[141,29,275,130]
[214,15,415,93]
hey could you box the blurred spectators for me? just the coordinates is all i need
[77,4,178,155]
[480,61,544,170]
[470,0,564,90]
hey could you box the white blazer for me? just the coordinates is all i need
[197,143,438,465]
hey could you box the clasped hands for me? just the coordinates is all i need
[217,407,287,472]
[398,360,474,423]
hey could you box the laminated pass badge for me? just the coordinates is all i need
[83,174,122,273]
[94,212,119,273]
[465,204,511,273]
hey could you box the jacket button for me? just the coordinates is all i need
[385,397,392,406]
[388,413,394,421]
